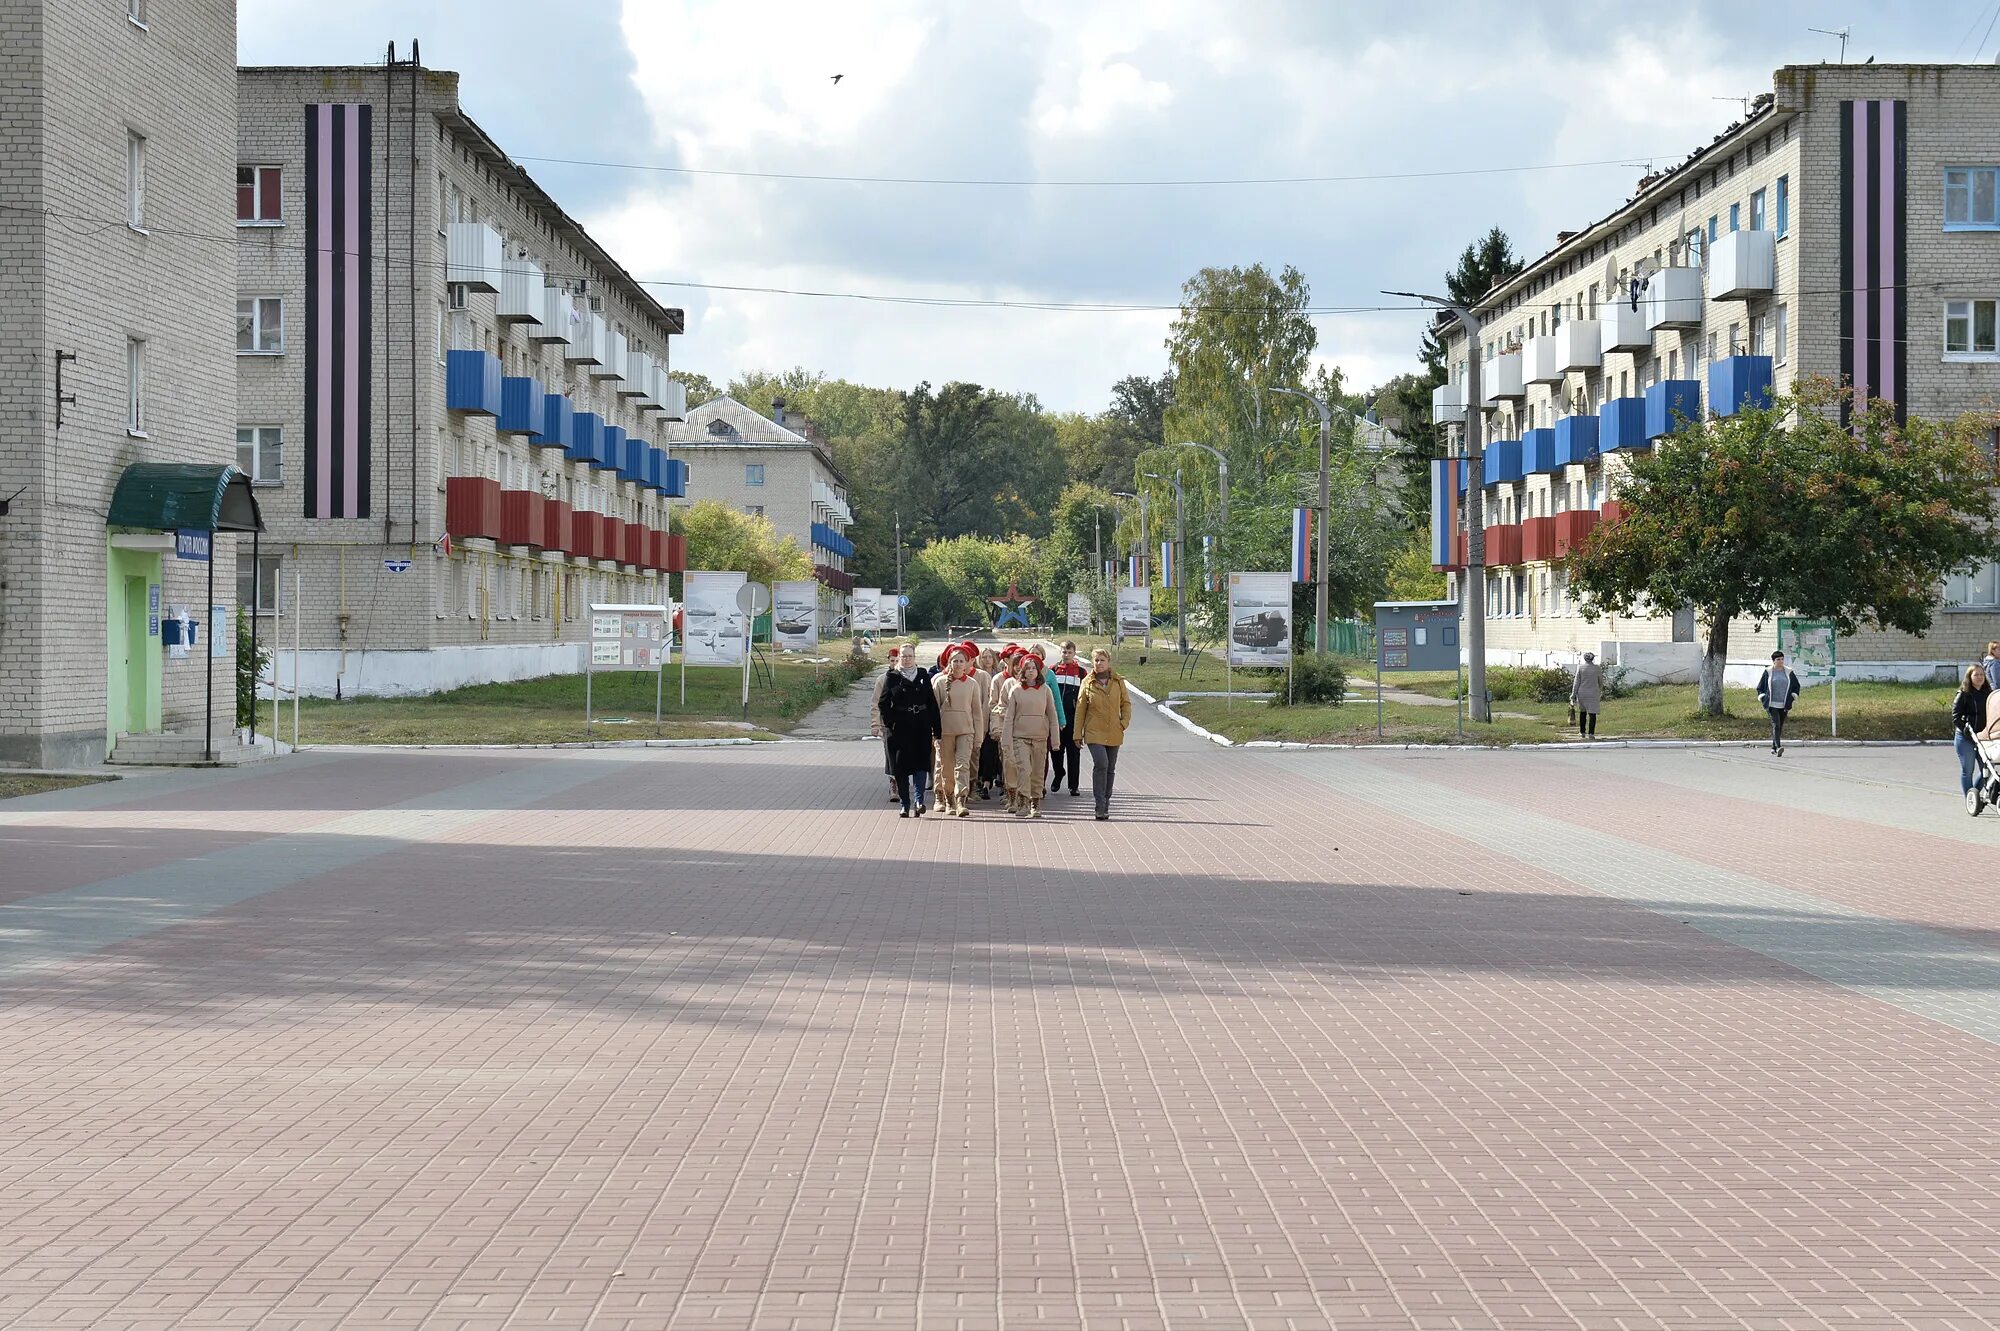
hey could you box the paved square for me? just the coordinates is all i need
[4,709,1999,1329]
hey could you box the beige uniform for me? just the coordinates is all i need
[932,669,986,810]
[1002,683,1059,805]
[991,674,1020,789]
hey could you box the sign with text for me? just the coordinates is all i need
[1226,572,1292,668]
[772,580,820,650]
[1372,600,1460,673]
[683,572,748,666]
[174,529,211,562]
[589,603,671,670]
[1777,617,1837,681]
[1066,592,1091,629]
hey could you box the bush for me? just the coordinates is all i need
[1482,664,1574,704]
[1599,664,1632,700]
[234,606,271,728]
[1271,657,1347,707]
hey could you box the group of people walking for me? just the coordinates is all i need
[874,639,1132,821]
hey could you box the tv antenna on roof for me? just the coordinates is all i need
[1712,94,1754,117]
[1809,25,1850,63]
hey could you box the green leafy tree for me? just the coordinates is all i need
[1383,529,1448,602]
[905,534,1039,629]
[677,499,812,586]
[895,382,1063,545]
[668,369,719,406]
[1568,379,2000,715]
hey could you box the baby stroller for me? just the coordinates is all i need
[1962,720,2000,816]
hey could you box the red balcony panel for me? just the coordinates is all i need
[1520,516,1556,563]
[445,476,503,542]
[601,516,626,564]
[499,489,547,548]
[1601,500,1628,526]
[623,522,647,567]
[1452,531,1468,568]
[665,533,688,573]
[1555,508,1600,555]
[812,562,852,592]
[570,512,602,561]
[1484,522,1522,566]
[544,499,573,557]
[643,529,663,571]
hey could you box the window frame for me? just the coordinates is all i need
[126,336,146,436]
[1775,175,1789,238]
[126,129,146,230]
[1728,202,1741,233]
[744,463,766,486]
[1944,166,2000,231]
[1946,560,2000,610]
[1945,298,2000,360]
[236,295,285,355]
[235,424,283,486]
[1775,303,1789,366]
[128,0,148,27]
[1749,188,1766,231]
[238,553,284,617]
[235,165,283,225]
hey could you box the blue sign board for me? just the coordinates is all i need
[147,583,161,637]
[383,559,412,574]
[174,529,211,562]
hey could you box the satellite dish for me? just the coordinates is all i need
[1601,254,1619,295]
[736,582,772,616]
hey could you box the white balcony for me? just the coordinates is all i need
[1556,319,1602,371]
[1707,228,1777,301]
[593,328,626,382]
[624,349,655,401]
[446,222,504,292]
[565,310,606,366]
[1522,335,1561,386]
[660,378,688,421]
[530,283,573,345]
[645,362,671,411]
[1642,266,1703,330]
[497,257,543,325]
[1431,381,1466,425]
[1601,298,1650,351]
[1483,350,1525,403]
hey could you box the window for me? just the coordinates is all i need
[235,426,282,484]
[745,504,765,518]
[129,0,147,25]
[236,296,284,354]
[1944,167,2000,229]
[1749,188,1766,231]
[448,282,468,311]
[1775,303,1788,365]
[238,554,283,616]
[1946,299,2000,357]
[126,337,146,434]
[1707,216,1718,244]
[1685,228,1704,268]
[126,130,146,228]
[707,419,738,438]
[1728,322,1741,356]
[1750,314,1766,357]
[745,464,765,486]
[1775,175,1789,237]
[236,166,282,224]
[1728,202,1741,232]
[436,301,446,364]
[1947,561,2000,609]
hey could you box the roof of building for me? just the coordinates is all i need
[668,397,846,483]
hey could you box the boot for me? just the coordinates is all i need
[1028,799,1042,819]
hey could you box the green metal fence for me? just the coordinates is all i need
[1326,618,1375,659]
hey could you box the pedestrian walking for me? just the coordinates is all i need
[1001,654,1060,818]
[870,646,903,802]
[993,645,1024,807]
[1570,651,1603,738]
[975,646,1003,800]
[931,644,985,817]
[879,651,941,817]
[1983,641,2000,680]
[1953,663,1997,809]
[1074,648,1132,821]
[1756,649,1800,756]
[1048,640,1086,796]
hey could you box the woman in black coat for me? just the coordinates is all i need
[879,661,942,817]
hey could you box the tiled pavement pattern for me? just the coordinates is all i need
[3,716,2000,1329]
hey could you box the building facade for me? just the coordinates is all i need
[666,396,855,623]
[237,62,690,699]
[1,0,241,766]
[1429,63,2000,682]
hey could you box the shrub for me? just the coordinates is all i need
[1599,664,1632,700]
[234,606,271,728]
[1271,657,1347,707]
[1480,664,1578,704]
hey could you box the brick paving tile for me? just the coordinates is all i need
[2,716,2000,1328]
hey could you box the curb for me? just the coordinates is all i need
[306,737,764,752]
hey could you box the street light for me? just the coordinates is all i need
[1266,386,1334,655]
[1143,469,1187,654]
[1168,440,1229,544]
[1385,289,1488,722]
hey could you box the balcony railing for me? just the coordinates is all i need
[623,349,655,402]
[1554,415,1598,467]
[1484,351,1525,403]
[532,392,573,451]
[1522,335,1560,386]
[592,328,626,383]
[445,222,503,292]
[1708,229,1776,301]
[813,563,854,592]
[1520,516,1556,563]
[568,511,603,561]
[500,489,547,549]
[498,376,542,436]
[498,257,544,325]
[1601,299,1650,352]
[531,284,573,346]
[568,412,602,468]
[1485,522,1522,566]
[1643,380,1701,440]
[445,476,503,542]
[1556,319,1601,371]
[1482,438,1522,486]
[1554,508,1599,556]
[595,424,625,473]
[1642,267,1702,330]
[664,533,687,573]
[662,459,687,497]
[812,521,855,559]
[1522,427,1558,475]
[544,499,572,556]
[565,311,606,367]
[620,434,649,485]
[601,516,627,566]
[1707,355,1774,417]
[1432,381,1466,425]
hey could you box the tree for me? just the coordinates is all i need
[895,382,1063,545]
[676,499,812,586]
[905,534,1039,629]
[1418,226,1524,376]
[1382,529,1448,603]
[1567,379,2000,715]
[668,369,719,406]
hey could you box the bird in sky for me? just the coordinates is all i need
[831,74,843,84]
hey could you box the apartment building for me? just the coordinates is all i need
[667,396,856,620]
[1429,63,2000,682]
[1,0,244,767]
[237,60,690,698]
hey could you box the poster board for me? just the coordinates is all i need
[683,571,748,665]
[1777,618,1837,681]
[1226,572,1293,668]
[590,603,671,669]
[773,580,820,650]
[1116,586,1150,640]
[852,587,884,633]
[1372,600,1459,673]
[1066,592,1091,629]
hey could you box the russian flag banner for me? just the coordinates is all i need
[1290,507,1313,583]
[1128,556,1141,588]
[1160,541,1175,589]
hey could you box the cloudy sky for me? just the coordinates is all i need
[241,1,1976,411]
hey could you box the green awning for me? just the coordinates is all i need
[106,463,264,534]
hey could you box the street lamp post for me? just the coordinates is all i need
[1169,440,1228,549]
[1267,386,1334,655]
[1385,290,1487,721]
[1144,469,1187,654]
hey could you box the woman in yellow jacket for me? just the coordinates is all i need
[1001,653,1060,818]
[1072,648,1132,821]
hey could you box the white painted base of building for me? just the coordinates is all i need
[1477,643,1955,688]
[269,643,587,699]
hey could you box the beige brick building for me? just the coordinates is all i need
[666,396,855,624]
[1430,63,2000,683]
[237,61,689,698]
[1,0,242,767]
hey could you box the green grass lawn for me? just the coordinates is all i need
[0,773,112,800]
[256,658,868,746]
[1172,678,1955,746]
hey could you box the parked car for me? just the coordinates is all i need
[1231,610,1287,649]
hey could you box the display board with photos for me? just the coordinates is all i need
[590,603,672,670]
[1116,586,1151,640]
[1226,572,1293,668]
[682,570,749,666]
[772,579,820,650]
[1067,592,1091,629]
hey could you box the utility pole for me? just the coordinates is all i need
[1171,440,1228,558]
[1145,468,1187,654]
[893,510,903,633]
[1386,289,1488,721]
[1267,387,1334,655]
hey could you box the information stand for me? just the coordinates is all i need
[586,602,671,731]
[1373,599,1463,741]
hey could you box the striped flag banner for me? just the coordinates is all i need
[1159,541,1175,589]
[1128,556,1140,588]
[1841,98,1907,423]
[1201,535,1215,591]
[1290,507,1313,583]
[304,102,373,519]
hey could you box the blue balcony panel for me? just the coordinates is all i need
[1456,457,1467,495]
[1522,427,1559,474]
[1554,415,1599,467]
[445,349,503,416]
[621,434,649,484]
[1644,379,1702,440]
[532,392,573,450]
[568,412,603,467]
[498,376,542,435]
[1481,438,1522,487]
[1707,355,1774,418]
[662,458,687,498]
[812,521,855,560]
[595,424,625,472]
[1599,396,1647,452]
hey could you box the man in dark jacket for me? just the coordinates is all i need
[1756,649,1800,756]
[1048,640,1086,796]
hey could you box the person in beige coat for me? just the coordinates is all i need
[931,645,986,817]
[1001,653,1061,818]
[992,647,1023,805]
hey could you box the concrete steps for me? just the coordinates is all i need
[108,729,288,767]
